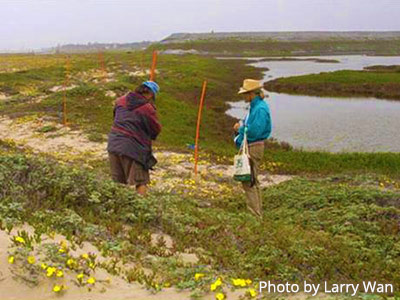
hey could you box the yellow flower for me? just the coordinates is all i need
[53,285,62,293]
[46,266,57,277]
[210,283,217,291]
[215,293,225,300]
[214,278,222,287]
[246,279,252,285]
[66,258,75,267]
[58,248,66,253]
[89,262,95,269]
[56,270,64,277]
[60,240,68,249]
[8,256,15,264]
[81,253,89,259]
[41,263,47,270]
[248,288,257,298]
[232,278,247,287]
[27,256,35,264]
[77,273,84,280]
[163,282,170,287]
[15,236,25,244]
[87,277,96,285]
[194,273,205,280]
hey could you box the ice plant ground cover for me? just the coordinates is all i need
[0,142,399,299]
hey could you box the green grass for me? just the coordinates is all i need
[267,148,400,178]
[269,70,400,84]
[265,67,400,100]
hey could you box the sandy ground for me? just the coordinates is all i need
[0,226,250,300]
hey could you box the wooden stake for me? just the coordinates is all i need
[194,80,207,175]
[150,50,158,81]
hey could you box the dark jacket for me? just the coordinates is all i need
[107,92,161,170]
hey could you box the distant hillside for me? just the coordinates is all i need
[154,31,400,57]
[162,31,400,43]
[42,41,153,54]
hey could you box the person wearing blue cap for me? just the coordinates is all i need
[107,81,161,195]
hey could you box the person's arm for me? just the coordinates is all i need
[142,104,162,140]
[239,108,270,142]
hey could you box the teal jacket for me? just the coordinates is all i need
[234,96,272,148]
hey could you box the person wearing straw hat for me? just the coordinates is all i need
[233,79,272,218]
[107,81,161,196]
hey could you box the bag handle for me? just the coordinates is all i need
[238,126,249,156]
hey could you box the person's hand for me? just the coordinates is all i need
[233,122,240,132]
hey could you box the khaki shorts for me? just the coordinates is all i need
[108,153,150,186]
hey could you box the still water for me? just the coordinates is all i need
[226,55,400,152]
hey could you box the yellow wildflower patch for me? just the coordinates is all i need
[66,258,75,267]
[53,284,66,293]
[232,278,247,287]
[56,270,64,277]
[194,273,205,280]
[87,277,96,285]
[15,236,25,244]
[8,256,15,264]
[215,292,225,300]
[27,256,36,264]
[248,288,257,297]
[46,266,57,277]
[215,278,222,286]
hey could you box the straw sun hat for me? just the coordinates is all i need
[237,79,263,94]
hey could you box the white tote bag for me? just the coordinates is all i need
[233,130,251,182]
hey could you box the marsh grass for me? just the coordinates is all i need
[265,67,400,100]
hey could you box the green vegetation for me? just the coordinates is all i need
[0,52,262,157]
[153,39,400,56]
[265,65,400,100]
[0,144,399,297]
[1,51,400,299]
[2,53,400,178]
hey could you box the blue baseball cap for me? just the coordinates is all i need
[143,81,160,97]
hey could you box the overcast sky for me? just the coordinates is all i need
[1,0,400,50]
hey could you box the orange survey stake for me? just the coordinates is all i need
[150,50,158,81]
[194,80,207,175]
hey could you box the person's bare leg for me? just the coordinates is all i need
[136,184,147,196]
